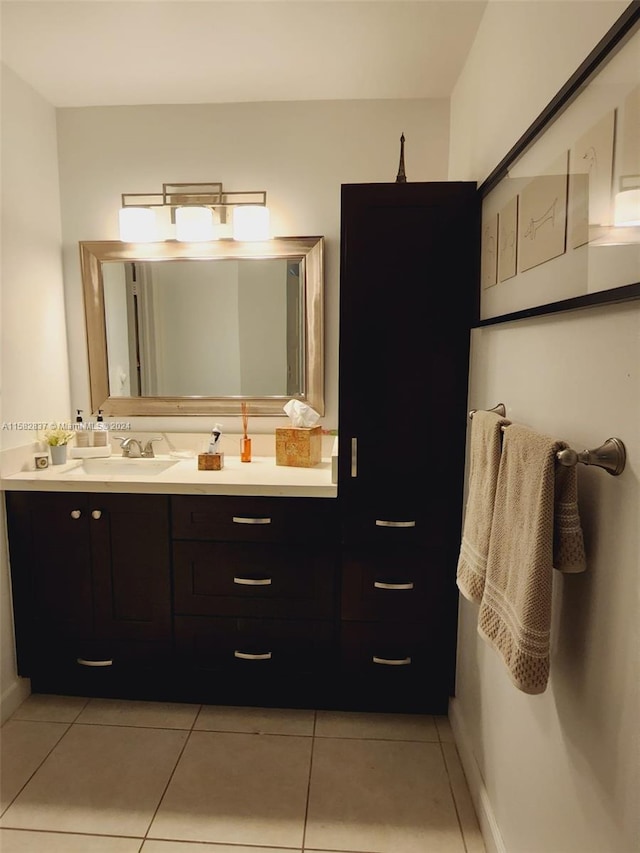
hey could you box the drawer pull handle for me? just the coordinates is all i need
[233,577,272,586]
[232,516,272,525]
[372,656,412,666]
[375,520,416,528]
[234,650,272,660]
[374,581,414,590]
[70,510,82,519]
[351,437,357,477]
[91,510,102,520]
[77,658,113,667]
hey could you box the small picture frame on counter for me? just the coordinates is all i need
[34,454,49,470]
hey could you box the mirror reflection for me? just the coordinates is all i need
[102,258,303,398]
[80,237,324,417]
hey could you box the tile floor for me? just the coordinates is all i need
[0,694,485,853]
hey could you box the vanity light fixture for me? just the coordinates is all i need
[118,182,270,242]
[175,206,216,242]
[118,207,159,242]
[232,205,271,241]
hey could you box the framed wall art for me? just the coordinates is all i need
[477,3,640,325]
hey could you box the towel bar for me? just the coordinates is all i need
[497,429,626,476]
[469,403,506,419]
[468,405,626,475]
[556,437,626,476]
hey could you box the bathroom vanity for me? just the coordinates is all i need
[4,460,347,711]
[4,450,452,713]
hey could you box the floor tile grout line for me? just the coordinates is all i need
[57,720,206,732]
[0,826,145,841]
[0,720,73,820]
[139,703,203,843]
[439,738,470,853]
[7,695,91,728]
[300,709,318,853]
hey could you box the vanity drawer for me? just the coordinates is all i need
[338,621,453,711]
[173,540,338,619]
[172,495,338,543]
[341,543,449,621]
[342,492,462,549]
[174,615,335,673]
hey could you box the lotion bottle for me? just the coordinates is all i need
[93,410,109,447]
[75,410,90,448]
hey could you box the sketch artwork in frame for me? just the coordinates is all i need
[518,154,568,273]
[568,110,616,249]
[498,196,518,282]
[477,4,640,324]
[481,213,498,289]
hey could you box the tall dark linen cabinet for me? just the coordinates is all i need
[337,182,479,713]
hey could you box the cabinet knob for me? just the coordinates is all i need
[70,510,82,519]
[234,650,272,660]
[374,581,415,590]
[372,656,412,666]
[91,510,102,520]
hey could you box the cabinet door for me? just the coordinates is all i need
[338,182,479,543]
[6,492,94,645]
[90,494,171,641]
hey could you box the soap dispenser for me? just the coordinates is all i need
[93,410,109,447]
[75,410,90,447]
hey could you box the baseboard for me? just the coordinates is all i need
[1,676,31,724]
[449,696,507,853]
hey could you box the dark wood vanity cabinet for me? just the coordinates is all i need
[5,491,172,697]
[6,490,340,707]
[171,495,340,707]
[337,182,480,713]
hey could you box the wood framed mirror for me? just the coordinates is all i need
[80,236,324,417]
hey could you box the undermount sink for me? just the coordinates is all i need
[77,457,179,476]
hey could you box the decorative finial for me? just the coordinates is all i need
[395,133,407,183]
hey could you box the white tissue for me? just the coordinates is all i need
[283,400,320,428]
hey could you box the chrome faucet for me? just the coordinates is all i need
[114,436,163,458]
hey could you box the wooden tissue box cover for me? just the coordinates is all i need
[275,426,322,467]
[198,452,224,471]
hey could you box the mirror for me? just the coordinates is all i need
[80,237,324,417]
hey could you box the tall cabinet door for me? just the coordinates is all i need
[337,181,479,712]
[338,182,479,546]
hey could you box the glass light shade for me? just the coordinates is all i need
[119,207,158,242]
[614,188,640,226]
[175,206,215,242]
[232,205,270,241]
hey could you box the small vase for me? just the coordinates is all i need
[50,444,68,465]
[240,436,252,463]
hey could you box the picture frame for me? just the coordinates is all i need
[477,3,640,325]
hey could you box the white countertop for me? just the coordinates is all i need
[1,454,338,498]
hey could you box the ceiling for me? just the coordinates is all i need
[1,0,488,107]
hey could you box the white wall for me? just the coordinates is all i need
[0,65,70,720]
[448,3,639,852]
[56,98,450,432]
